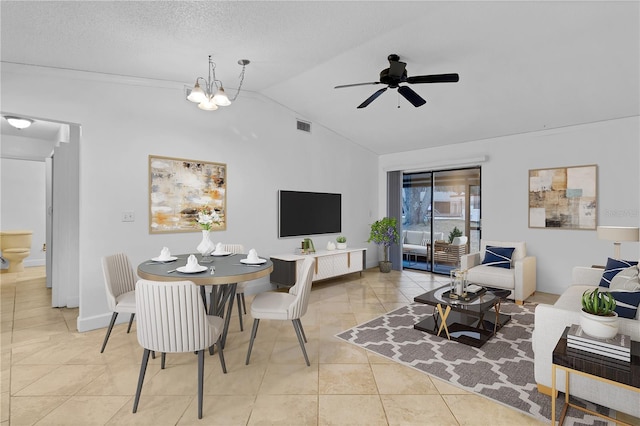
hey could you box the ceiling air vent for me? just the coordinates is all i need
[296,119,311,133]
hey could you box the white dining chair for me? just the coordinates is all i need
[100,253,137,353]
[133,279,227,419]
[245,257,315,366]
[221,243,248,331]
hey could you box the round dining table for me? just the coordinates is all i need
[137,253,273,348]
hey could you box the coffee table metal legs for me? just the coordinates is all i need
[435,303,451,339]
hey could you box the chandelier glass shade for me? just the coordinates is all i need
[187,55,249,111]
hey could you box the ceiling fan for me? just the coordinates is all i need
[335,54,459,109]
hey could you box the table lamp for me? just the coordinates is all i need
[596,226,639,259]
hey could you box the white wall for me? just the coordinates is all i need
[380,117,640,295]
[0,158,46,267]
[1,64,379,331]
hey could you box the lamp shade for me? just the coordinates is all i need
[597,226,640,242]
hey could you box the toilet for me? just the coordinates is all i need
[0,230,33,273]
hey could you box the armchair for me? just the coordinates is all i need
[460,240,536,304]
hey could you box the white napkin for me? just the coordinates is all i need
[214,242,224,254]
[185,254,200,272]
[247,249,260,263]
[159,247,171,260]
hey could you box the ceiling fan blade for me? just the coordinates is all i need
[335,82,381,89]
[406,73,460,84]
[388,60,407,79]
[357,87,388,109]
[398,86,426,107]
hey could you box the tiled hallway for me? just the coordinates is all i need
[1,266,547,425]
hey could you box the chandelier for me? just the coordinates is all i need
[186,55,250,111]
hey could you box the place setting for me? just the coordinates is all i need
[236,249,266,267]
[146,247,177,264]
[209,242,233,257]
[174,254,209,274]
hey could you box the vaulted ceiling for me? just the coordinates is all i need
[2,1,638,156]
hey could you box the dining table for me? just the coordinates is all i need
[137,252,273,348]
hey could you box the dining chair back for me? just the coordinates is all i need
[133,279,226,419]
[221,243,248,331]
[100,253,137,353]
[245,256,315,366]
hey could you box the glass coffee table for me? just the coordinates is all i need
[413,284,511,347]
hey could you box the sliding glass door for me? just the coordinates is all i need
[402,167,481,274]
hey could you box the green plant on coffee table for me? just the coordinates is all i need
[581,288,616,316]
[336,236,347,243]
[448,226,463,243]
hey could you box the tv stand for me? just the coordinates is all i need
[270,248,366,287]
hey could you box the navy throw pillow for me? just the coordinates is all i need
[599,258,639,288]
[481,246,515,269]
[608,290,640,319]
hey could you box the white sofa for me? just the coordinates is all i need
[460,240,536,304]
[402,230,428,258]
[533,267,640,418]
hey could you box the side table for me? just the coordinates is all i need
[551,327,640,425]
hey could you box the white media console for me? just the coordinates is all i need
[270,248,367,286]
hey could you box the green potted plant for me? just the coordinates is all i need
[368,217,399,273]
[448,226,463,244]
[580,288,619,339]
[336,236,347,250]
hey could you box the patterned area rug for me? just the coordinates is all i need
[336,302,615,425]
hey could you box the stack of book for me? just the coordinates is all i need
[567,324,631,363]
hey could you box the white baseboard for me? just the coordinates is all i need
[77,311,128,333]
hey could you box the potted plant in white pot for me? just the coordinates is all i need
[336,236,347,250]
[580,288,619,339]
[368,217,399,273]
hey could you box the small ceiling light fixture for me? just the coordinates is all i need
[186,55,250,111]
[4,116,34,130]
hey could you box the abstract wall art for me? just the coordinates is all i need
[528,164,597,230]
[149,155,227,233]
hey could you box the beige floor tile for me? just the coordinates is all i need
[248,394,317,426]
[35,395,130,425]
[14,365,107,396]
[319,394,387,426]
[10,395,70,425]
[177,395,255,425]
[204,362,267,395]
[443,394,545,425]
[1,391,7,423]
[318,337,369,364]
[319,363,378,394]
[258,362,318,394]
[76,363,160,396]
[106,395,192,425]
[380,394,458,426]
[371,363,439,395]
[10,364,55,395]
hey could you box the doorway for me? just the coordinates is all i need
[401,167,481,274]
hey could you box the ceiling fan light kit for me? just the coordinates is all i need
[335,54,459,109]
[186,55,250,111]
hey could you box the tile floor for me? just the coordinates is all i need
[1,266,560,425]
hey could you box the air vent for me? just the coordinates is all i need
[296,119,311,133]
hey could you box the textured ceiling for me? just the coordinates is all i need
[2,1,639,156]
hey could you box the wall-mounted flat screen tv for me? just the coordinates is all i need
[279,190,341,238]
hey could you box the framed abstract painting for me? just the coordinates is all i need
[148,155,227,233]
[528,164,597,230]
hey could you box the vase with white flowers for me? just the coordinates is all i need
[195,206,220,255]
